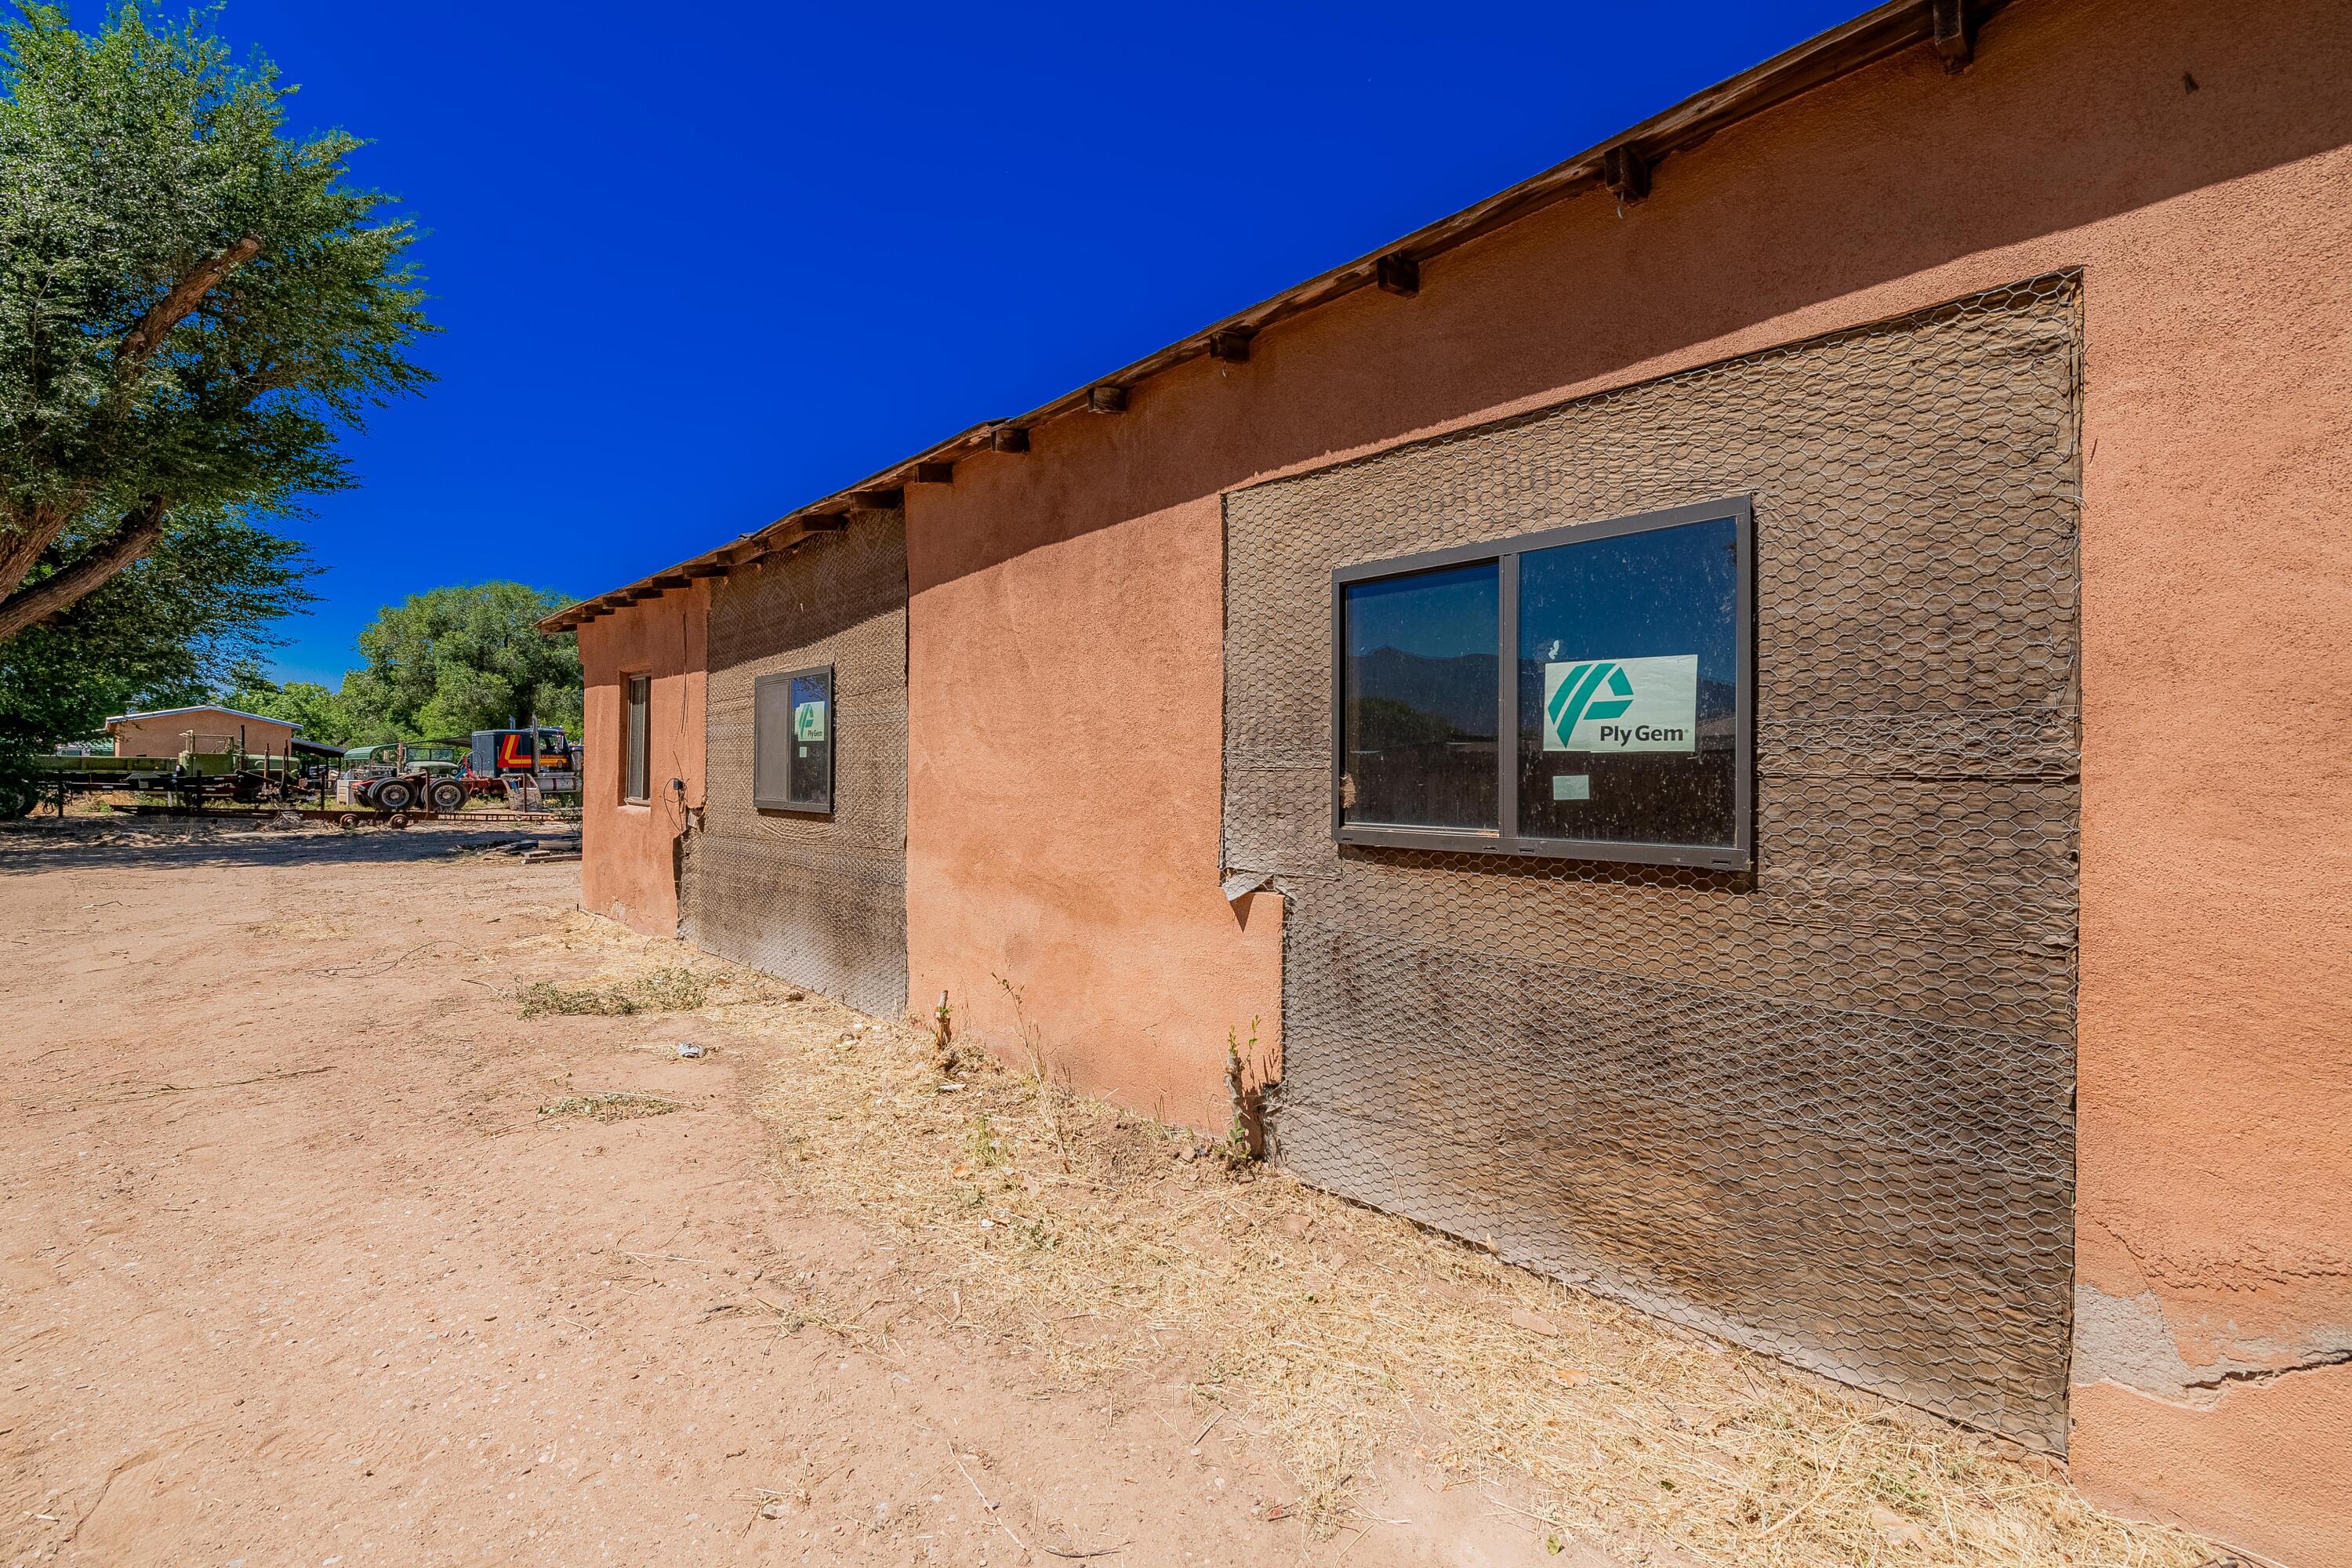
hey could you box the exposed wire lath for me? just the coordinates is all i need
[1221,275,2083,1451]
[685,512,911,1019]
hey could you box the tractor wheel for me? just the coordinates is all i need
[428,779,467,813]
[0,776,35,821]
[372,778,416,811]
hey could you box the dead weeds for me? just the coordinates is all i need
[537,1091,684,1123]
[517,964,711,1018]
[552,920,2211,1568]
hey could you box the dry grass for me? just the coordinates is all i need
[516,964,710,1018]
[537,1091,684,1123]
[536,919,2212,1568]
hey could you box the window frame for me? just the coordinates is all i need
[1330,495,1753,870]
[753,663,836,815]
[622,673,652,804]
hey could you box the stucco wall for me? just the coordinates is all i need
[577,583,707,936]
[108,712,296,759]
[901,0,2352,1557]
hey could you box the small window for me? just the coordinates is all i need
[623,675,651,804]
[755,665,833,813]
[1334,497,1751,869]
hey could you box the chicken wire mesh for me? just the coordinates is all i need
[1222,274,2083,1450]
[687,510,910,1019]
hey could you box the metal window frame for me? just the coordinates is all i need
[1330,495,1754,870]
[753,663,836,815]
[622,673,652,804]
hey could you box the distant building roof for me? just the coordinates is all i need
[103,705,300,732]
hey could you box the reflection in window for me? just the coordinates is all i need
[755,665,833,812]
[1517,517,1740,849]
[1340,562,1499,831]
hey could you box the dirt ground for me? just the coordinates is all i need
[0,823,2217,1568]
[0,822,1571,1568]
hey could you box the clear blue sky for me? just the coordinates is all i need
[222,0,1862,686]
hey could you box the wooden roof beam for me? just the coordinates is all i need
[1933,0,1973,69]
[1375,254,1419,296]
[1603,143,1650,205]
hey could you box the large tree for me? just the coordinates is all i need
[0,2,430,642]
[0,505,313,750]
[340,582,580,741]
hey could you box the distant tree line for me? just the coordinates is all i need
[223,583,583,748]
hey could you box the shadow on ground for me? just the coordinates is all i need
[0,820,579,875]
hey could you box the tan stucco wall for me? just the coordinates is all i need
[107,712,296,759]
[578,583,708,937]
[898,0,2352,1558]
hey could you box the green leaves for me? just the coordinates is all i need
[353,582,582,739]
[0,505,314,749]
[225,581,583,748]
[0,1,433,631]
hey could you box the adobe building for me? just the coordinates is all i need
[543,1,2352,1560]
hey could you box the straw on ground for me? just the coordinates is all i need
[533,915,2211,1568]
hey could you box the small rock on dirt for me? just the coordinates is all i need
[677,1042,704,1059]
[1505,1307,1561,1338]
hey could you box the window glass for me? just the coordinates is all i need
[756,666,833,811]
[787,670,831,809]
[1515,517,1740,848]
[1340,562,1499,831]
[624,677,650,802]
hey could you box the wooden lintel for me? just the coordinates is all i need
[1602,144,1650,204]
[911,462,955,485]
[990,424,1030,452]
[1088,385,1127,414]
[1208,328,1254,363]
[1932,0,1973,69]
[849,488,902,510]
[1375,253,1419,296]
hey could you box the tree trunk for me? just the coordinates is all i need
[0,499,169,644]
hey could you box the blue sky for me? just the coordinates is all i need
[220,0,1863,685]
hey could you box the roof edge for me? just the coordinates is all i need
[540,0,2004,635]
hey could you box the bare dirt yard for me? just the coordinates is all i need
[0,823,2218,1568]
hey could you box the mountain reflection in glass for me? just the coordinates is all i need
[1517,517,1739,848]
[1341,561,1499,831]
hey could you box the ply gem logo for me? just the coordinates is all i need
[1542,655,1700,753]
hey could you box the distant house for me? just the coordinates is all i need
[103,706,299,760]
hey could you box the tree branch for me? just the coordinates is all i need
[116,234,263,368]
[0,499,169,643]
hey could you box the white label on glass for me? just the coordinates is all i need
[793,700,826,742]
[1541,655,1699,753]
[1552,773,1592,801]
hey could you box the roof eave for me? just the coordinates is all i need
[538,0,2002,635]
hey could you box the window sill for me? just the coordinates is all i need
[1337,822,1748,871]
